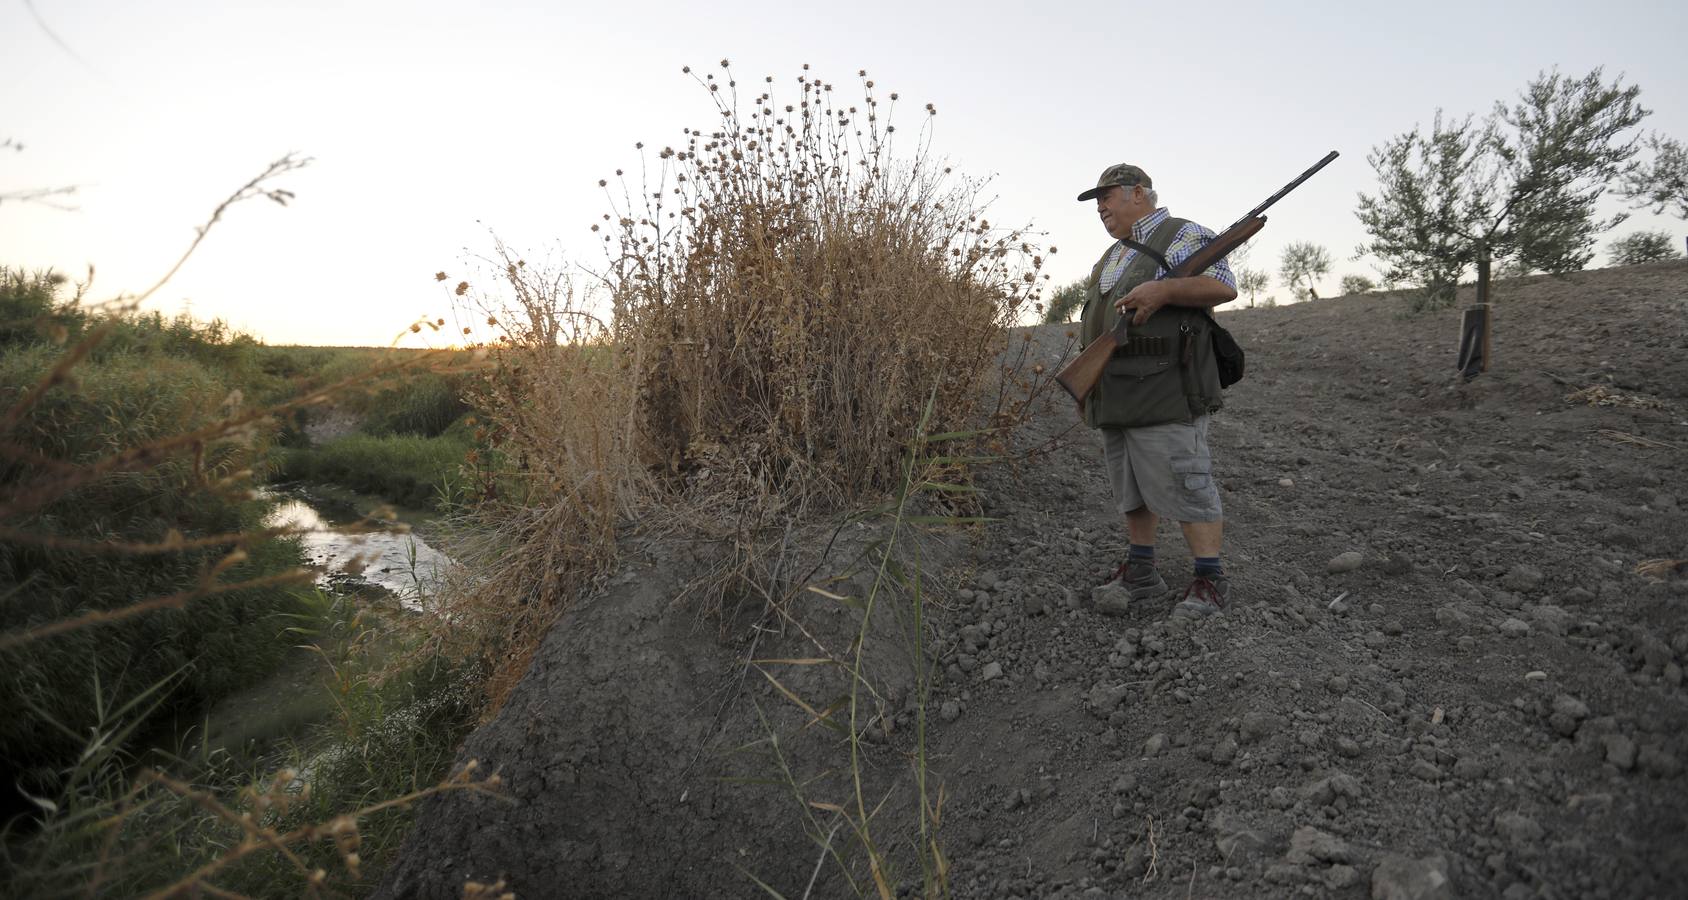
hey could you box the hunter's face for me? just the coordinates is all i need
[1097,184,1148,240]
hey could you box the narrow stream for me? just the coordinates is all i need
[264,493,455,607]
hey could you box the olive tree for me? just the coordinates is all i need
[1279,241,1331,300]
[1355,68,1649,310]
[1237,267,1272,307]
[1619,134,1688,219]
[1041,278,1087,324]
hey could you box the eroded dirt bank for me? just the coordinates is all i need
[381,261,1688,899]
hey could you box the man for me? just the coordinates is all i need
[1076,164,1237,618]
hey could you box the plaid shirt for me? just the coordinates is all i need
[1098,207,1237,294]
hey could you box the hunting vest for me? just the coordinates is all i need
[1078,215,1224,429]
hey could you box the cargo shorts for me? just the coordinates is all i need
[1100,415,1223,522]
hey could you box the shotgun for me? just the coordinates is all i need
[1054,150,1340,408]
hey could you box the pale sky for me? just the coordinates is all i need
[5,0,1686,346]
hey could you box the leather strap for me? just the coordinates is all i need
[1121,237,1174,276]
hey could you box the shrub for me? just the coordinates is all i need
[606,64,1040,506]
[0,286,307,793]
[1608,230,1682,265]
[441,64,1044,708]
[1339,274,1377,295]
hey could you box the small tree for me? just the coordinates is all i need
[1236,267,1271,307]
[1339,274,1377,295]
[1279,241,1332,300]
[1619,134,1688,219]
[1609,230,1683,265]
[1356,67,1649,311]
[1041,278,1087,324]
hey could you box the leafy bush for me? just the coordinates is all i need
[1608,230,1683,265]
[0,273,306,793]
[1339,274,1378,295]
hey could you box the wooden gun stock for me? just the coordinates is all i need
[1053,151,1338,411]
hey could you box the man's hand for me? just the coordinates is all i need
[1115,276,1238,325]
[1115,280,1173,326]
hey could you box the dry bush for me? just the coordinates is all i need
[441,65,1046,709]
[602,63,1044,514]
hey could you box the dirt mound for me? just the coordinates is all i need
[380,261,1688,898]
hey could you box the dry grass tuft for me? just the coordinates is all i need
[1566,385,1667,409]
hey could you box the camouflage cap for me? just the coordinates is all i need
[1077,164,1152,202]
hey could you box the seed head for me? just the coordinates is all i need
[433,271,447,281]
[455,281,469,296]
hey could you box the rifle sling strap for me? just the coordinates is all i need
[1121,238,1174,277]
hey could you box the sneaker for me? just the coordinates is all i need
[1098,561,1171,603]
[1172,574,1231,618]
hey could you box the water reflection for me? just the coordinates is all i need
[265,497,454,607]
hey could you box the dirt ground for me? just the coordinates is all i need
[378,260,1688,899]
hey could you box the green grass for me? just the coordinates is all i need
[278,423,475,511]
